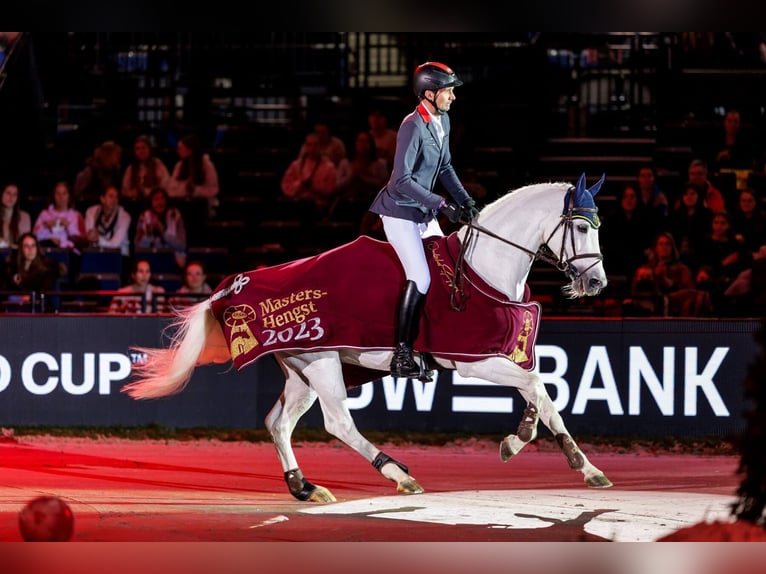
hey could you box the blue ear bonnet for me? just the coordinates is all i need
[563,173,604,229]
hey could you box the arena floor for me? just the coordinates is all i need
[0,434,741,543]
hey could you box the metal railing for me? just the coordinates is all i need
[0,289,208,314]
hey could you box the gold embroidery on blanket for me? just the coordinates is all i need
[258,289,327,329]
[427,241,454,289]
[224,304,259,360]
[509,310,534,364]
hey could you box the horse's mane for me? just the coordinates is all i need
[480,181,571,218]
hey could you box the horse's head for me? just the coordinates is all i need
[457,174,608,302]
[550,173,608,297]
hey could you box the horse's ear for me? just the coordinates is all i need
[587,173,606,197]
[576,173,587,194]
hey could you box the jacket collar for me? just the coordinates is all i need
[417,102,432,123]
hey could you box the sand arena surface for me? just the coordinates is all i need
[0,433,747,542]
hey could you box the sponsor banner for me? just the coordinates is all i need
[0,316,759,437]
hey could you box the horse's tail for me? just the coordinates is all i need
[122,299,222,400]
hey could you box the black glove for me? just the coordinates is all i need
[439,202,462,224]
[458,198,480,223]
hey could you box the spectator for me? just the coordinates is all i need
[730,188,766,254]
[109,258,166,314]
[647,231,712,317]
[280,132,337,212]
[636,164,669,224]
[134,187,187,270]
[334,131,388,202]
[724,244,766,316]
[622,263,667,317]
[709,109,762,174]
[667,183,713,270]
[33,181,87,251]
[83,184,132,282]
[0,182,31,248]
[166,134,220,218]
[73,140,123,205]
[695,210,753,311]
[301,119,347,167]
[170,260,212,307]
[367,107,398,165]
[599,183,654,279]
[3,232,65,304]
[121,134,171,202]
[686,158,726,213]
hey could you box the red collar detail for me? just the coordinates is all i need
[417,102,431,123]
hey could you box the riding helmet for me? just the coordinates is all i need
[412,62,463,98]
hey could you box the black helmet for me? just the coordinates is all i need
[413,61,463,98]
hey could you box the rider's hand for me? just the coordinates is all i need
[439,202,462,224]
[458,198,480,223]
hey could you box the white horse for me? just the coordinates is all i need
[123,173,613,502]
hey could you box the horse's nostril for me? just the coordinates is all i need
[589,278,603,289]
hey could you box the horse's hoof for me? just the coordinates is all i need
[307,485,337,502]
[500,434,524,462]
[585,473,613,489]
[397,478,425,495]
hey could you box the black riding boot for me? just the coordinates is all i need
[390,280,432,381]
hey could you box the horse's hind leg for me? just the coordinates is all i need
[285,351,424,496]
[265,358,336,502]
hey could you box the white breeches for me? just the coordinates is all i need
[381,215,443,294]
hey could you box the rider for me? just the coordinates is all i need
[369,61,479,381]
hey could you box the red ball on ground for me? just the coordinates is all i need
[18,496,75,542]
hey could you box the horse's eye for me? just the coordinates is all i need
[577,223,589,234]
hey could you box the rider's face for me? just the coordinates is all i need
[433,87,455,113]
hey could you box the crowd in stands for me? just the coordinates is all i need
[600,113,766,318]
[0,130,223,312]
[1,99,765,319]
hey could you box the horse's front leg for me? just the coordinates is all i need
[451,357,542,459]
[452,357,612,489]
[516,385,612,488]
[287,352,424,496]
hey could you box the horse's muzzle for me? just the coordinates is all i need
[589,276,606,292]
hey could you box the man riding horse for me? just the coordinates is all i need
[369,61,479,382]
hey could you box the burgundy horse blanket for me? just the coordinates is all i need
[209,234,541,373]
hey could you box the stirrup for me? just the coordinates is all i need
[390,353,434,383]
[391,365,434,383]
[390,359,421,379]
[415,368,434,383]
[390,347,433,383]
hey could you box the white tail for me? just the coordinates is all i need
[122,300,229,399]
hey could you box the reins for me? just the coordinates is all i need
[448,187,603,311]
[449,224,477,311]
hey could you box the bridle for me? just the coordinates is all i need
[450,186,603,311]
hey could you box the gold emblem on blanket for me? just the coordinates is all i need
[509,310,534,364]
[224,304,259,360]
